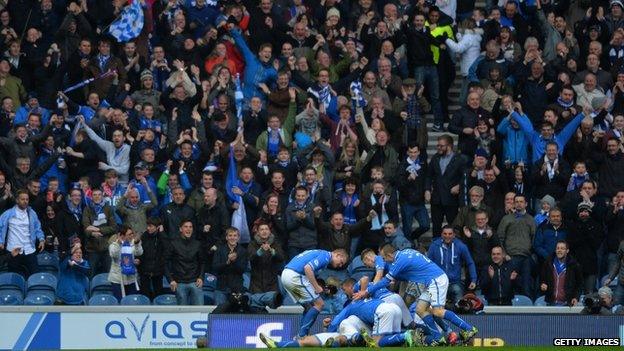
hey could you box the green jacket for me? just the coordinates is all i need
[0,75,27,108]
[256,101,297,152]
[82,204,117,252]
[115,190,158,235]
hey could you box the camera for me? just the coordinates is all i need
[583,295,604,314]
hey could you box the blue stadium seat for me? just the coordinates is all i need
[0,272,26,296]
[90,273,112,296]
[120,294,151,305]
[89,294,118,305]
[534,295,547,306]
[0,292,24,305]
[24,292,54,305]
[27,272,58,293]
[153,294,177,305]
[512,295,533,306]
[37,253,59,275]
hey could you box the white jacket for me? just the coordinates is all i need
[445,28,483,77]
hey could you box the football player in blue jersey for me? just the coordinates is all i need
[353,240,478,344]
[281,249,349,338]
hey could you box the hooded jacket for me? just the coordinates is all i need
[534,222,568,261]
[540,254,582,306]
[427,237,477,284]
[445,28,483,76]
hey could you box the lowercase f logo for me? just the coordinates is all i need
[246,323,284,348]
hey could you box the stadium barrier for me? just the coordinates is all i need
[0,306,621,349]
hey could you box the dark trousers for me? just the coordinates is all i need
[140,274,164,300]
[112,282,139,301]
[431,204,458,238]
[8,252,39,277]
[88,250,111,277]
[510,255,535,299]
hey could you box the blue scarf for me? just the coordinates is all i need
[66,199,83,221]
[88,199,105,216]
[553,259,566,275]
[567,173,589,192]
[342,193,359,225]
[267,128,281,157]
[557,96,573,109]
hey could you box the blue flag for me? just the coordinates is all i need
[225,146,250,243]
[109,0,144,42]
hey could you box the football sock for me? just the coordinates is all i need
[443,310,473,331]
[378,333,405,347]
[422,315,442,340]
[276,340,300,348]
[298,306,320,337]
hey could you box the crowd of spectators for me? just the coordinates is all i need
[0,0,622,313]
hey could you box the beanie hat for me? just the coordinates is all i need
[540,195,556,209]
[326,7,341,20]
[140,69,153,81]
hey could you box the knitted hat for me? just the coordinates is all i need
[140,69,153,81]
[577,201,593,214]
[540,195,556,209]
[612,0,624,9]
[326,7,341,20]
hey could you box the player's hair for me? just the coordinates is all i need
[332,248,348,258]
[360,248,376,258]
[380,243,397,256]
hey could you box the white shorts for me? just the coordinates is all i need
[419,274,449,308]
[373,302,402,335]
[381,293,413,327]
[281,268,319,303]
[312,332,340,345]
[339,315,369,337]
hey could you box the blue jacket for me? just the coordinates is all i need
[497,117,529,164]
[0,206,45,248]
[231,29,277,104]
[184,0,221,37]
[427,238,477,284]
[57,257,90,305]
[510,111,586,162]
[37,149,68,193]
[15,106,50,126]
[533,222,568,260]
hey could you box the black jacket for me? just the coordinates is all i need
[448,106,491,157]
[248,233,285,294]
[567,216,602,275]
[531,157,571,200]
[480,260,516,306]
[397,22,436,69]
[164,235,205,284]
[540,254,583,306]
[212,243,248,293]
[426,153,468,206]
[397,157,427,205]
[161,203,196,240]
[138,231,165,276]
[195,203,230,250]
[465,228,500,269]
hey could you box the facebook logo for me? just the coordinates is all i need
[246,323,284,348]
[208,316,293,348]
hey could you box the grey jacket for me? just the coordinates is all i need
[497,212,536,257]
